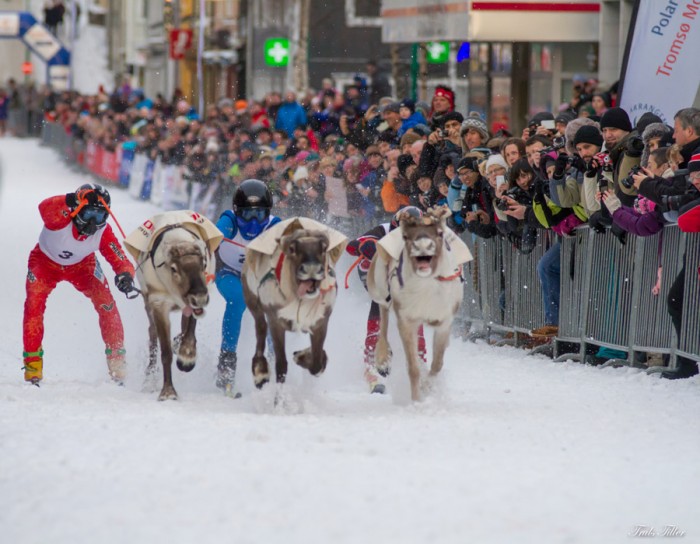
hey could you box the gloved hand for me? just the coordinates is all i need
[65,192,79,209]
[553,154,570,179]
[588,211,611,234]
[585,158,601,177]
[115,272,135,294]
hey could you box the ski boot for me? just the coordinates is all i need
[216,351,241,398]
[106,348,127,383]
[23,348,44,385]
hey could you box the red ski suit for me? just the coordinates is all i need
[23,196,135,357]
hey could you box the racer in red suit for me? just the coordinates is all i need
[345,206,426,394]
[22,183,136,384]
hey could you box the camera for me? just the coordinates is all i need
[496,187,519,211]
[620,165,642,189]
[541,136,567,154]
[437,129,446,138]
[627,136,645,158]
[661,193,695,212]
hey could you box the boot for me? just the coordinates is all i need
[23,348,44,384]
[106,348,127,382]
[216,351,239,396]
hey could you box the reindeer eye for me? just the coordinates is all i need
[170,265,178,274]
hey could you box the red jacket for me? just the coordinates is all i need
[38,195,134,275]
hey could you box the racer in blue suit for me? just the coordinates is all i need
[215,179,281,395]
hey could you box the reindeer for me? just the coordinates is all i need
[367,206,472,401]
[241,218,347,388]
[124,211,222,400]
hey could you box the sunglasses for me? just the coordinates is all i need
[239,208,269,222]
[79,206,109,224]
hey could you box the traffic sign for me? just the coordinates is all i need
[21,61,33,75]
[426,41,449,64]
[264,38,289,67]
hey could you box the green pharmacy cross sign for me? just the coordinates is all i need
[426,41,449,64]
[264,38,289,67]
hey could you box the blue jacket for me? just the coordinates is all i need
[275,102,307,137]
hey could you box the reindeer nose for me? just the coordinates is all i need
[299,261,324,279]
[188,293,209,308]
[413,237,436,255]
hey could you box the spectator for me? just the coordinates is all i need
[275,91,307,138]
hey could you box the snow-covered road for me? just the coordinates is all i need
[1,138,698,544]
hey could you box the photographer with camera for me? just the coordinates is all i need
[427,111,464,157]
[598,107,642,206]
[450,155,497,239]
[549,123,602,218]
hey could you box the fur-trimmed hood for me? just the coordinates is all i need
[565,117,600,156]
[641,122,673,166]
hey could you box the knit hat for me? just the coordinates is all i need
[555,111,575,126]
[573,125,604,148]
[400,131,422,148]
[641,122,673,167]
[441,111,464,126]
[600,107,633,132]
[293,166,309,181]
[460,112,490,141]
[528,111,555,127]
[564,117,599,155]
[397,154,415,177]
[457,156,480,173]
[485,154,508,172]
[432,86,455,111]
[689,153,700,173]
[399,98,415,114]
[365,145,381,157]
[635,112,663,135]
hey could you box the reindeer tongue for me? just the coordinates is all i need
[297,280,316,298]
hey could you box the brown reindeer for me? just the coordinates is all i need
[125,211,222,400]
[241,218,347,388]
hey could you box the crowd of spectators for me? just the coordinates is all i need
[17,69,700,375]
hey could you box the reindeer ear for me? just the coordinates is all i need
[319,234,329,254]
[281,235,297,256]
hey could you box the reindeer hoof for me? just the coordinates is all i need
[158,386,178,401]
[293,348,312,369]
[376,364,390,378]
[176,358,196,372]
[253,355,270,388]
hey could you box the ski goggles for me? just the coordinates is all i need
[239,208,269,222]
[78,206,109,224]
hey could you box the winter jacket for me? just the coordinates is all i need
[611,206,664,237]
[275,101,307,138]
[398,112,429,137]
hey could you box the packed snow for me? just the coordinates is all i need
[0,138,699,544]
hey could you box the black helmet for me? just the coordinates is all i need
[390,206,423,230]
[71,183,111,236]
[233,179,272,213]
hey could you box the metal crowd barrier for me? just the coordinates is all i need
[678,232,700,363]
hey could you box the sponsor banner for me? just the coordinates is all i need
[619,0,700,125]
[0,12,20,36]
[23,23,60,61]
[118,147,135,187]
[85,141,120,182]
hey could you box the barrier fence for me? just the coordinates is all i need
[41,122,700,375]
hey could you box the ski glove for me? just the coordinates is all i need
[553,154,570,179]
[115,272,135,295]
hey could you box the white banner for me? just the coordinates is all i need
[619,0,700,126]
[0,13,20,37]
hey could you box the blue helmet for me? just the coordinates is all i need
[233,179,272,239]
